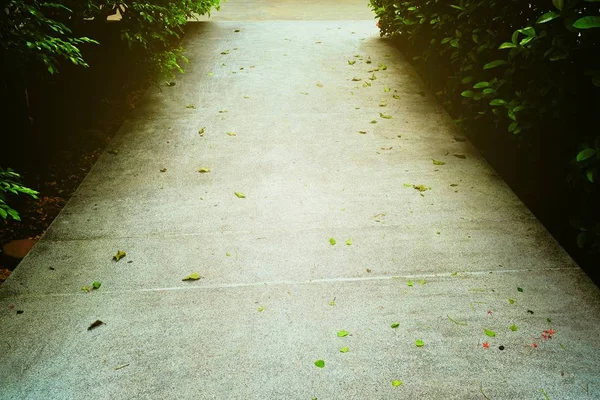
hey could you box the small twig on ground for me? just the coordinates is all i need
[480,385,491,399]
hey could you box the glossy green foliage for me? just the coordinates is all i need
[371,0,600,252]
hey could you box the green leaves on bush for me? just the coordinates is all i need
[576,149,597,162]
[0,168,39,221]
[537,12,560,24]
[0,1,98,76]
[483,60,508,70]
[371,0,600,252]
[1,1,221,82]
[573,16,600,29]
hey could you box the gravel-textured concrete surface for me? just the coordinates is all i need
[1,2,599,399]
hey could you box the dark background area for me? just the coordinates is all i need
[0,24,149,273]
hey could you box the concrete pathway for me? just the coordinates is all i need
[1,1,599,399]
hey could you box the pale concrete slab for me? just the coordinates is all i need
[1,271,599,399]
[1,3,599,399]
[197,0,375,21]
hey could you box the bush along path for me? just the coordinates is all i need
[0,0,221,224]
[1,4,599,399]
[0,0,221,282]
[370,0,600,271]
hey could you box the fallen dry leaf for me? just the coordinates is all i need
[88,320,104,331]
[113,250,126,262]
[182,272,202,281]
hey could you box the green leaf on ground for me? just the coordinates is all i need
[379,100,387,107]
[379,113,392,119]
[509,324,518,331]
[391,322,400,328]
[415,339,424,347]
[339,347,349,353]
[379,63,388,70]
[234,192,246,198]
[392,380,402,387]
[337,330,349,337]
[517,287,524,292]
[403,183,412,187]
[419,279,426,285]
[226,132,236,136]
[369,74,377,81]
[509,299,515,304]
[92,281,101,289]
[258,306,265,312]
[363,82,372,87]
[221,50,229,55]
[226,252,231,257]
[453,154,467,159]
[346,239,352,246]
[113,250,126,262]
[329,298,336,306]
[316,82,323,87]
[366,57,372,64]
[447,315,467,325]
[206,72,214,77]
[198,167,211,173]
[393,94,400,100]
[182,272,201,281]
[485,329,496,337]
[413,184,429,192]
[352,77,361,81]
[348,60,356,65]
[432,159,446,165]
[383,87,391,92]
[108,149,119,155]
[314,359,325,368]
[186,104,196,109]
[329,238,336,245]
[358,130,367,134]
[407,281,413,286]
[370,120,377,124]
[198,127,205,136]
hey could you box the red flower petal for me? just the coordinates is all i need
[482,342,489,348]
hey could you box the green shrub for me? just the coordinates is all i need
[0,1,99,76]
[0,169,39,221]
[371,0,600,252]
[1,0,220,222]
[79,0,221,80]
[8,0,222,79]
